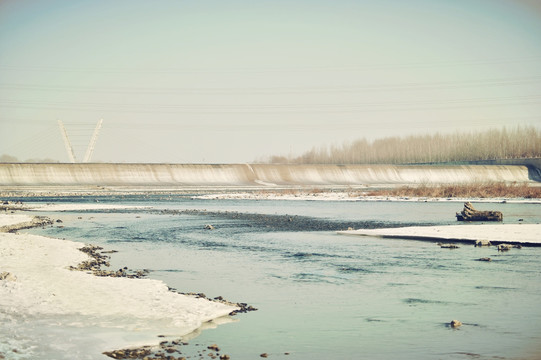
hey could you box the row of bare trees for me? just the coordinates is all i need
[268,126,541,164]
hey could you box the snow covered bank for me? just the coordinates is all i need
[193,191,361,201]
[0,214,237,358]
[27,203,152,212]
[0,214,33,228]
[338,224,541,245]
[0,213,52,233]
[193,191,541,203]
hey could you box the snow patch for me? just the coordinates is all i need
[339,224,541,245]
[0,214,237,358]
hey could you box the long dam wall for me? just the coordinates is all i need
[0,163,535,187]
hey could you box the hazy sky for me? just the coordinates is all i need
[1,0,540,163]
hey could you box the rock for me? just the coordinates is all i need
[208,344,220,352]
[477,257,492,262]
[220,355,230,360]
[440,243,460,249]
[450,319,462,328]
[497,244,513,252]
[229,302,258,315]
[204,224,215,230]
[0,272,16,281]
[101,250,118,254]
[474,240,491,247]
[69,244,148,279]
[260,354,269,358]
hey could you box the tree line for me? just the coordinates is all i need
[268,126,541,164]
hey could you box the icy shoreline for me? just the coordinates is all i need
[338,223,541,246]
[192,191,541,204]
[0,214,237,359]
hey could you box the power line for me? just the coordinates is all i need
[1,55,541,74]
[0,94,540,114]
[2,124,62,160]
[1,75,540,95]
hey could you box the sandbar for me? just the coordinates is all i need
[338,223,541,245]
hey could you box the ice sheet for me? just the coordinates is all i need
[339,224,541,245]
[0,214,237,358]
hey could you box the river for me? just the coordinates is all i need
[17,196,541,359]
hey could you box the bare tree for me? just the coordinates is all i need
[268,126,541,164]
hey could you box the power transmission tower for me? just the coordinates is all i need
[83,119,103,163]
[57,119,103,163]
[58,120,77,163]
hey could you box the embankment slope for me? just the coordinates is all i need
[0,163,535,187]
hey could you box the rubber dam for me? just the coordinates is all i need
[0,163,537,187]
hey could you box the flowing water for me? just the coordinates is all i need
[12,197,541,359]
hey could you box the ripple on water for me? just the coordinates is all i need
[291,272,346,284]
[336,266,373,274]
[474,286,517,291]
[402,298,450,305]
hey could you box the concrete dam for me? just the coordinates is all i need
[0,163,536,187]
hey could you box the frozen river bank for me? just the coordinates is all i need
[0,213,237,359]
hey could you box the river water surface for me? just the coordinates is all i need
[20,197,541,359]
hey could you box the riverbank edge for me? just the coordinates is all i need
[2,188,541,204]
[0,213,243,359]
[338,224,541,246]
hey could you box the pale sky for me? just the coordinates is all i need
[1,0,540,163]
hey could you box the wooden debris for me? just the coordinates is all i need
[456,202,502,222]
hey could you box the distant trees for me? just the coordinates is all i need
[0,154,19,163]
[269,126,541,164]
[0,154,59,163]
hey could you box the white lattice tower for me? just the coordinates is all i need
[83,119,103,163]
[57,120,103,163]
[58,120,77,163]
